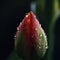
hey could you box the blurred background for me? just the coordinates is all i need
[0,0,60,60]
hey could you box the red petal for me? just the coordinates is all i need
[16,11,41,53]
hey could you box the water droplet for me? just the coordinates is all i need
[45,46,48,49]
[26,15,28,17]
[14,35,16,38]
[37,45,41,49]
[27,19,30,24]
[45,43,48,49]
[39,24,41,27]
[40,34,42,37]
[39,46,41,49]
[35,28,37,31]
[34,15,36,18]
[14,35,16,40]
[17,27,19,31]
[45,36,46,39]
[46,43,47,46]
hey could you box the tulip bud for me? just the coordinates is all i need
[15,11,48,60]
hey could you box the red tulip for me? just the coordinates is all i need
[15,11,48,60]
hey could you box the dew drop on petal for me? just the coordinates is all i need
[27,19,30,24]
[26,15,28,18]
[45,46,48,49]
[14,35,16,38]
[34,15,36,18]
[39,46,41,49]
[45,35,47,39]
[39,24,41,27]
[17,27,19,31]
[35,28,37,31]
[40,34,42,37]
[45,43,48,49]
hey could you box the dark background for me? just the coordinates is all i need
[0,0,60,60]
[54,17,60,60]
[0,0,31,60]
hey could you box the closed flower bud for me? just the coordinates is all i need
[15,11,48,60]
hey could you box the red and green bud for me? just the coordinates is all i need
[15,11,48,60]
